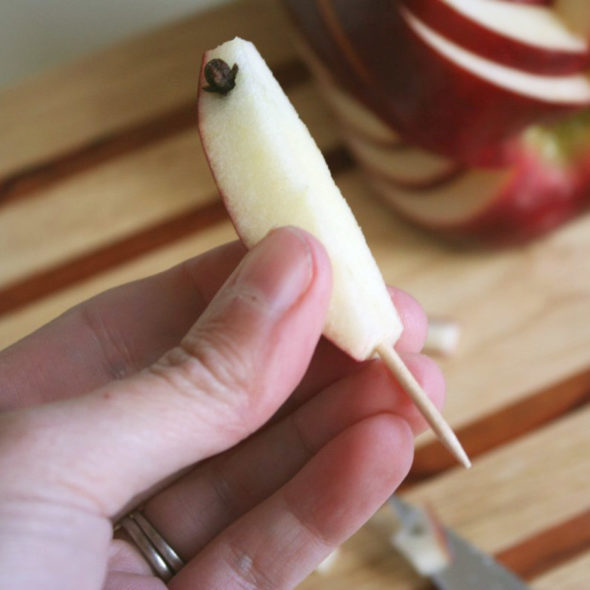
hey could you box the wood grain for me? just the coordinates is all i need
[0,82,339,288]
[532,552,590,590]
[409,367,590,480]
[0,200,227,316]
[0,222,238,348]
[498,509,590,580]
[0,60,309,208]
[405,407,590,558]
[0,0,296,179]
[298,406,590,588]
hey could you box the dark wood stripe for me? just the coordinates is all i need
[406,368,590,483]
[0,102,197,207]
[0,200,228,316]
[497,509,590,580]
[0,59,309,207]
[0,146,353,317]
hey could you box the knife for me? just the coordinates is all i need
[388,496,530,590]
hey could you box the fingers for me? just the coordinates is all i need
[103,572,166,590]
[390,287,429,353]
[170,415,414,590]
[279,286,429,415]
[138,352,443,560]
[0,241,246,411]
[0,228,332,516]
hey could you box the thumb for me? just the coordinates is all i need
[1,227,332,515]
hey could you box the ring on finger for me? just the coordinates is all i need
[118,511,184,581]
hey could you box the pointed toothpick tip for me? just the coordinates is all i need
[376,343,471,469]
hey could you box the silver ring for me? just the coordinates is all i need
[118,511,184,581]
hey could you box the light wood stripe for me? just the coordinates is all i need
[406,407,590,558]
[0,200,227,316]
[498,509,590,580]
[0,82,340,289]
[532,552,590,589]
[0,146,352,317]
[299,407,590,588]
[0,222,238,349]
[409,367,590,481]
[0,0,297,180]
[0,60,309,208]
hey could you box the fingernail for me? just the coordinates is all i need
[235,227,314,314]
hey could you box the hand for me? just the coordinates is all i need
[0,227,444,590]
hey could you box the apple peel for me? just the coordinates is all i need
[197,37,470,468]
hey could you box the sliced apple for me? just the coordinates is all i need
[369,168,512,226]
[394,6,590,163]
[197,37,470,467]
[345,132,463,189]
[402,0,590,74]
[285,0,590,165]
[403,8,590,104]
[368,139,590,246]
[296,37,401,146]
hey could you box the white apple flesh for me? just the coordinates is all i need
[198,38,401,362]
[345,132,462,189]
[197,38,470,467]
[403,0,590,75]
[284,0,590,166]
[402,7,590,105]
[296,37,402,146]
[440,0,583,51]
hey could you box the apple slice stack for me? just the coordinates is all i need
[283,0,590,245]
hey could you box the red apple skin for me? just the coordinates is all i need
[373,149,590,247]
[401,0,590,75]
[283,0,589,166]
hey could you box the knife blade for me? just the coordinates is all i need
[388,496,530,590]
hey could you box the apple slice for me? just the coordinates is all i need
[368,132,590,247]
[197,38,470,467]
[285,0,590,165]
[402,8,590,105]
[402,0,590,75]
[295,37,402,146]
[345,132,463,189]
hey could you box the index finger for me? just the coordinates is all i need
[279,286,429,414]
[0,240,246,411]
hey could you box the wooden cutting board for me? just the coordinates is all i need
[1,0,590,587]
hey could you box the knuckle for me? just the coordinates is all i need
[148,332,259,423]
[223,540,277,590]
[147,283,275,428]
[77,302,136,380]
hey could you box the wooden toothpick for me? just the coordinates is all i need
[376,344,471,469]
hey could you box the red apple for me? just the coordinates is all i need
[283,1,590,245]
[345,131,464,190]
[402,0,589,75]
[367,112,590,246]
[283,0,590,166]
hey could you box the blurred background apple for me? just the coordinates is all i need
[282,0,590,246]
